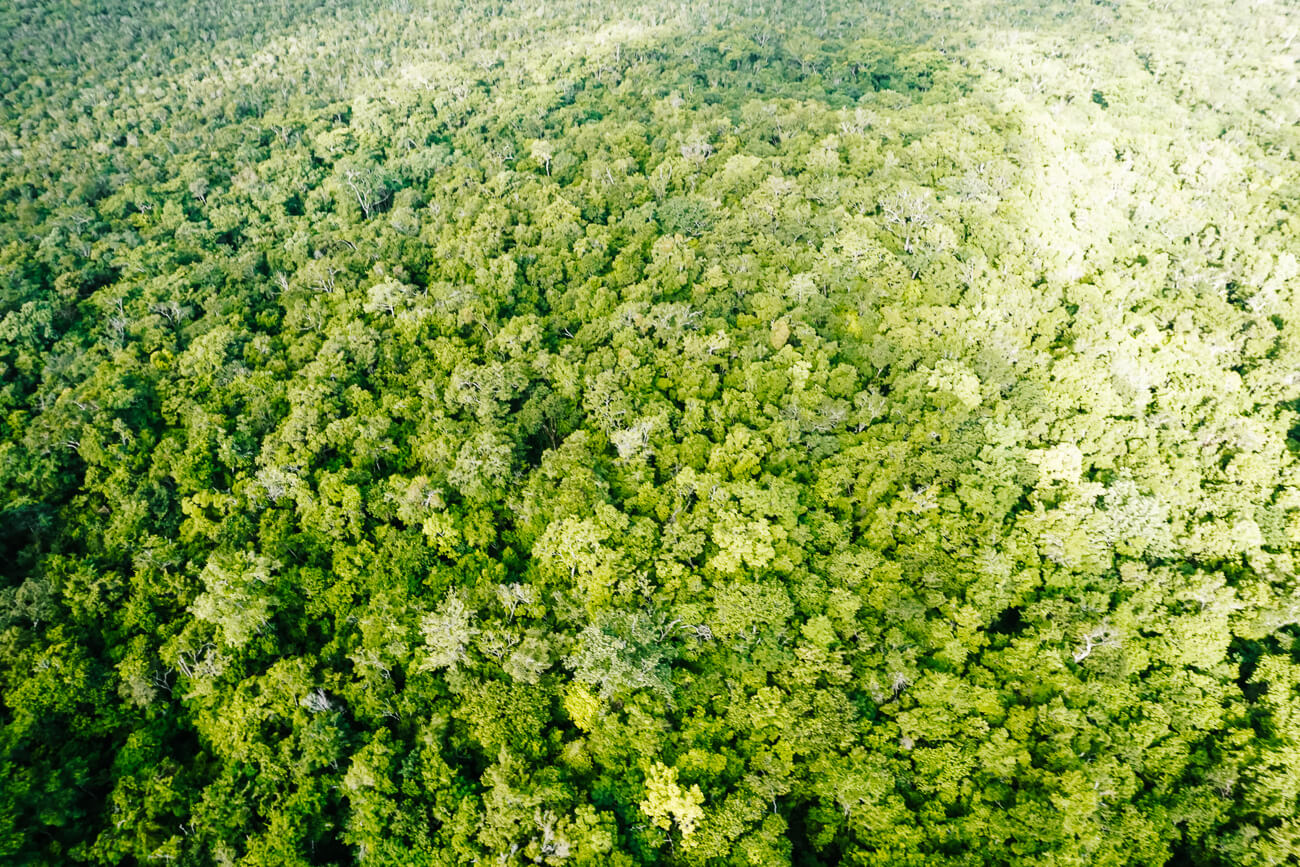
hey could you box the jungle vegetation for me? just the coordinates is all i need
[2,0,1300,864]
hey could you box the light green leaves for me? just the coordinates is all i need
[640,762,705,841]
[191,552,280,649]
[418,592,479,673]
[566,610,676,702]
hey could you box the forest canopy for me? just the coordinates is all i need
[2,0,1300,864]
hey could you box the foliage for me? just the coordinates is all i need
[2,0,1300,864]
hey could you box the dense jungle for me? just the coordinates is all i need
[3,0,1300,864]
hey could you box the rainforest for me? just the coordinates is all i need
[2,0,1300,864]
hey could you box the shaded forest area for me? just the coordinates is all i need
[2,0,1300,864]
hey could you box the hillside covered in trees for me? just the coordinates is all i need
[3,0,1300,863]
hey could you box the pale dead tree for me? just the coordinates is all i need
[310,267,339,294]
[298,306,327,334]
[269,124,294,145]
[381,699,403,723]
[810,403,848,433]
[655,618,684,642]
[1093,779,1118,802]
[839,107,873,135]
[106,308,128,344]
[152,300,189,326]
[682,623,714,644]
[363,280,404,317]
[611,418,656,461]
[530,140,554,176]
[496,583,536,621]
[1073,622,1120,663]
[680,137,713,168]
[301,688,333,713]
[151,668,174,696]
[650,162,673,200]
[418,594,479,672]
[175,643,217,678]
[342,166,391,218]
[533,810,571,860]
[350,648,392,680]
[255,465,300,504]
[879,189,934,254]
[476,628,521,661]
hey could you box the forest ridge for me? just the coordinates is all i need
[2,0,1300,864]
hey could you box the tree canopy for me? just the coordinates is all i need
[2,0,1300,864]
